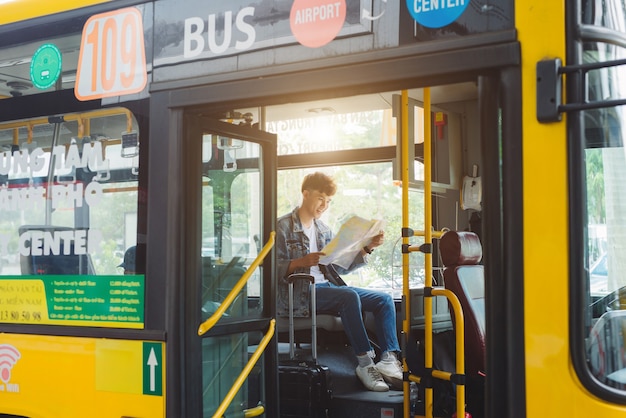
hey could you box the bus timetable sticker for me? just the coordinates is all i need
[0,276,144,328]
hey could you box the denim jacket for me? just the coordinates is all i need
[276,207,366,316]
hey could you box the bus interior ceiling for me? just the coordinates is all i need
[213,83,478,124]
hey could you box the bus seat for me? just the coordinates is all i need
[439,230,485,377]
[276,314,345,336]
[276,275,344,356]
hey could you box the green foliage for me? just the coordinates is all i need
[586,148,605,224]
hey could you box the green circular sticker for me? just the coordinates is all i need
[30,43,62,90]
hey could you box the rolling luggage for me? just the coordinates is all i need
[279,274,332,418]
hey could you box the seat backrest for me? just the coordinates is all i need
[439,230,485,376]
[275,314,345,334]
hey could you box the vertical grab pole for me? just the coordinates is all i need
[401,90,411,417]
[423,87,434,418]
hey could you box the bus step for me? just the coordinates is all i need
[329,390,404,418]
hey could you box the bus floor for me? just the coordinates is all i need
[277,341,405,418]
[273,333,483,418]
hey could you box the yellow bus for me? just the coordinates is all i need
[0,0,625,417]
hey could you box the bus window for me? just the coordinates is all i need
[581,38,626,393]
[277,162,426,297]
[584,106,626,391]
[201,329,265,416]
[264,91,466,297]
[0,108,143,328]
[253,95,405,155]
[201,134,263,321]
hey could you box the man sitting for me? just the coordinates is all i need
[276,172,403,391]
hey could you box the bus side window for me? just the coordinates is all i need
[0,108,142,278]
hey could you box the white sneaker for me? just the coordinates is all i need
[376,358,403,390]
[356,364,389,392]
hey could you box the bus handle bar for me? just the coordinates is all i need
[198,231,276,336]
[431,287,466,418]
[213,319,276,418]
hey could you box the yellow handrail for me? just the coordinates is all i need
[198,231,276,336]
[411,228,449,239]
[212,319,276,418]
[424,87,434,418]
[432,288,466,418]
[401,88,466,418]
[243,403,266,417]
[401,90,411,417]
[0,107,134,134]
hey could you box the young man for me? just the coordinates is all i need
[276,172,403,392]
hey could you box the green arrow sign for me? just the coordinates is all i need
[143,342,163,396]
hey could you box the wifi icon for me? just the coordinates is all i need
[0,344,21,384]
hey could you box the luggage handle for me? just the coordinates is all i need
[286,273,317,361]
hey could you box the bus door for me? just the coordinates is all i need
[182,113,278,417]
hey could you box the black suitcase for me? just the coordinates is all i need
[279,274,332,418]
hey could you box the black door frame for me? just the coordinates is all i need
[149,40,523,418]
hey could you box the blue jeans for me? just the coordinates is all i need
[315,282,400,356]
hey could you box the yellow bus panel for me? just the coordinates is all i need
[0,0,111,25]
[0,333,164,418]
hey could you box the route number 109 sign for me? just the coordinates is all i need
[75,7,147,101]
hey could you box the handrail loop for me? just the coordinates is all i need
[432,287,466,418]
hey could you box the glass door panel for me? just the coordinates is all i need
[186,116,276,417]
[201,137,263,322]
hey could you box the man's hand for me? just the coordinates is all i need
[300,251,326,267]
[368,231,385,249]
[288,252,326,273]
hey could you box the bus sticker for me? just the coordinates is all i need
[290,0,346,48]
[75,7,147,101]
[30,43,62,90]
[0,276,144,328]
[0,344,20,388]
[143,342,163,396]
[406,0,470,29]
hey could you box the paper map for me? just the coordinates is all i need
[319,216,385,269]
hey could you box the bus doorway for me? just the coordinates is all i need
[204,83,488,417]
